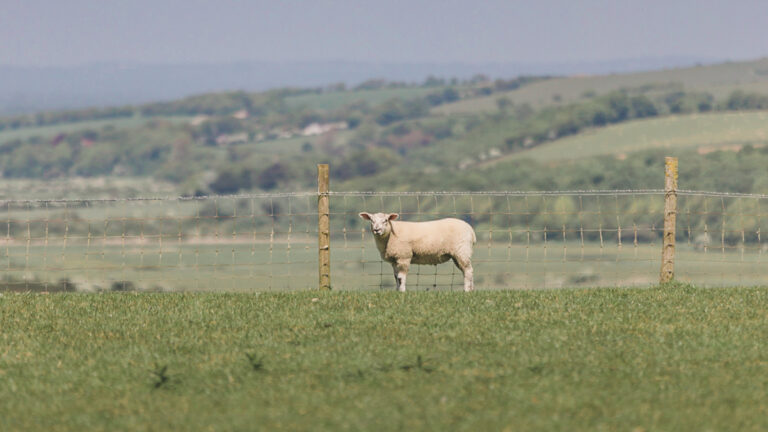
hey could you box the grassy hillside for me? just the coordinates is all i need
[2,285,767,431]
[0,116,187,143]
[345,106,768,192]
[434,58,768,114]
[483,110,768,165]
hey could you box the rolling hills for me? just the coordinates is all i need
[3,57,768,198]
[481,110,768,165]
[433,57,768,114]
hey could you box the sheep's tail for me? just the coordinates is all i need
[471,227,477,244]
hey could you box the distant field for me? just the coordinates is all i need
[0,115,193,144]
[243,129,353,156]
[1,285,766,431]
[6,239,768,293]
[434,58,768,114]
[484,111,768,164]
[0,177,178,200]
[241,135,314,156]
[285,87,440,110]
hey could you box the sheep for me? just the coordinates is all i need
[359,212,476,292]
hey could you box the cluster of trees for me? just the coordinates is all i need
[492,76,551,92]
[663,91,714,113]
[353,79,407,91]
[371,87,466,125]
[724,90,768,110]
[372,98,431,126]
[208,160,319,194]
[351,75,551,92]
[425,88,460,106]
[139,90,291,117]
[502,90,718,152]
[0,125,180,179]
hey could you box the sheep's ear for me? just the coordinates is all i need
[388,213,399,221]
[359,212,372,221]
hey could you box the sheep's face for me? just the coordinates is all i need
[359,212,398,237]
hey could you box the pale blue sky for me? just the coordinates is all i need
[2,0,767,66]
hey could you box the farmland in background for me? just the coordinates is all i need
[2,57,768,201]
[482,111,768,164]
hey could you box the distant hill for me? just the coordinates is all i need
[480,111,768,165]
[0,57,716,115]
[434,58,768,114]
[5,56,768,200]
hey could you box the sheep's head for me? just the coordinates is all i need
[359,212,398,237]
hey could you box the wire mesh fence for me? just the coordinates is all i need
[0,193,318,292]
[676,190,768,286]
[331,191,666,290]
[4,188,768,292]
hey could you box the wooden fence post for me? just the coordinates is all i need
[317,164,331,290]
[660,157,678,283]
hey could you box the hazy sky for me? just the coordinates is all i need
[2,0,767,66]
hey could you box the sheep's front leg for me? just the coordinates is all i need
[392,260,410,292]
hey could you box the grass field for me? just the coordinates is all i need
[0,177,178,201]
[1,284,766,431]
[484,111,768,165]
[7,239,768,294]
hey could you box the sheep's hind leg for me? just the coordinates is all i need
[452,256,474,292]
[393,260,410,292]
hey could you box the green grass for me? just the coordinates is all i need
[434,57,768,114]
[1,285,766,431]
[484,111,768,164]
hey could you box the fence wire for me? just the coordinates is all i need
[676,190,768,286]
[0,193,317,292]
[3,190,768,292]
[333,191,665,290]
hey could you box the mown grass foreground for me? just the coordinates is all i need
[1,285,767,431]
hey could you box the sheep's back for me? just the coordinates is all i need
[391,218,475,260]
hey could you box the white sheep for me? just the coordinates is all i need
[359,212,476,292]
